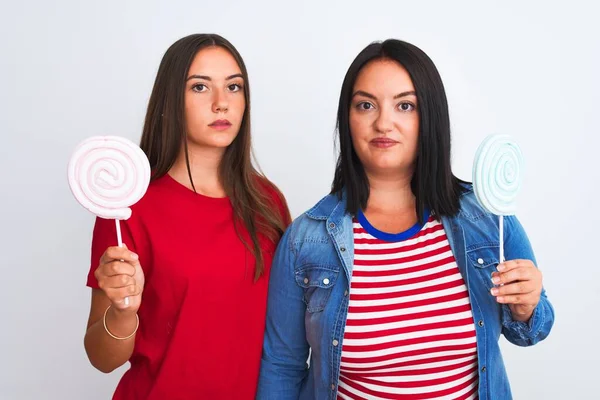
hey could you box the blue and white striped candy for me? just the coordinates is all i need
[473,134,523,216]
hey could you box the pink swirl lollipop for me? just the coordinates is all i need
[68,136,150,306]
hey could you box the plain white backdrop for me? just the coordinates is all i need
[1,0,598,398]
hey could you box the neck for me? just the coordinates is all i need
[365,170,416,214]
[169,142,226,197]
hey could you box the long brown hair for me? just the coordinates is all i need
[140,33,289,280]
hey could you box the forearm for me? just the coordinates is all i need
[84,307,137,373]
[502,293,554,346]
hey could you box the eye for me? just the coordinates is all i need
[192,83,207,93]
[398,102,416,112]
[356,102,375,111]
[228,83,242,92]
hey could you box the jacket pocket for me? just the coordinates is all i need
[295,264,339,313]
[467,245,500,290]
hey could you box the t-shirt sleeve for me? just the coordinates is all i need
[87,216,136,288]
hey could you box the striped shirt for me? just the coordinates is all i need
[337,211,479,400]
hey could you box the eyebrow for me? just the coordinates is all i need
[352,90,416,100]
[186,73,244,81]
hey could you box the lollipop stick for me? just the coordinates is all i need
[115,219,130,307]
[499,215,504,263]
[115,219,123,247]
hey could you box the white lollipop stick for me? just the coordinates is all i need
[473,134,523,263]
[499,215,504,262]
[116,219,123,248]
[68,136,150,307]
[115,219,129,307]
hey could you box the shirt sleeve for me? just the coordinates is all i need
[501,214,555,346]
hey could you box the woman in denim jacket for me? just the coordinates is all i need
[258,39,554,400]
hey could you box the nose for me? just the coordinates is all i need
[212,90,228,113]
[374,107,393,134]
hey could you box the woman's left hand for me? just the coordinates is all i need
[490,259,543,322]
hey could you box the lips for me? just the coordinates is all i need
[209,119,232,128]
[371,138,398,144]
[370,137,399,148]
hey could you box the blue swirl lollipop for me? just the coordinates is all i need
[473,134,524,261]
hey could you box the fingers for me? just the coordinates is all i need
[491,281,536,297]
[494,293,538,305]
[491,267,535,285]
[489,259,542,307]
[96,246,138,281]
[100,246,139,266]
[95,261,136,280]
[97,273,140,294]
[94,247,143,310]
[100,282,142,307]
[100,274,136,289]
[496,259,535,272]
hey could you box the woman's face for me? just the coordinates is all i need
[349,58,420,178]
[184,46,246,150]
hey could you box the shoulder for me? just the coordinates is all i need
[454,183,525,227]
[305,192,343,220]
[124,174,184,226]
[451,183,531,247]
[283,192,343,242]
[455,183,490,221]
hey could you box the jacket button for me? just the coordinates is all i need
[344,290,348,296]
[481,366,486,372]
[333,339,339,346]
[340,247,346,252]
[329,223,335,229]
[303,278,309,284]
[478,320,484,327]
[477,258,484,265]
[331,384,335,390]
[323,278,330,285]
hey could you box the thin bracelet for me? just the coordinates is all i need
[103,305,139,340]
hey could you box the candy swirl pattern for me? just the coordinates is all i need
[472,134,523,216]
[68,136,150,220]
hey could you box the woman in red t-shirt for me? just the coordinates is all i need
[83,33,291,399]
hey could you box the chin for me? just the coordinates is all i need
[190,134,238,149]
[365,160,409,174]
[369,158,403,169]
[211,137,236,147]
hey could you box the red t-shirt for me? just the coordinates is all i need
[87,173,289,400]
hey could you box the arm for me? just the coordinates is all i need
[84,288,138,373]
[497,215,555,347]
[257,225,310,399]
[83,217,145,373]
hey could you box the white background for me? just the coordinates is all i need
[1,0,598,398]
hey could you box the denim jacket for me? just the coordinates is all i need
[257,187,554,400]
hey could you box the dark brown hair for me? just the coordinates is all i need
[140,33,289,280]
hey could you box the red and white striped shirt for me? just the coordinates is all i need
[338,212,479,400]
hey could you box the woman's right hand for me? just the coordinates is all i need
[95,245,145,313]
